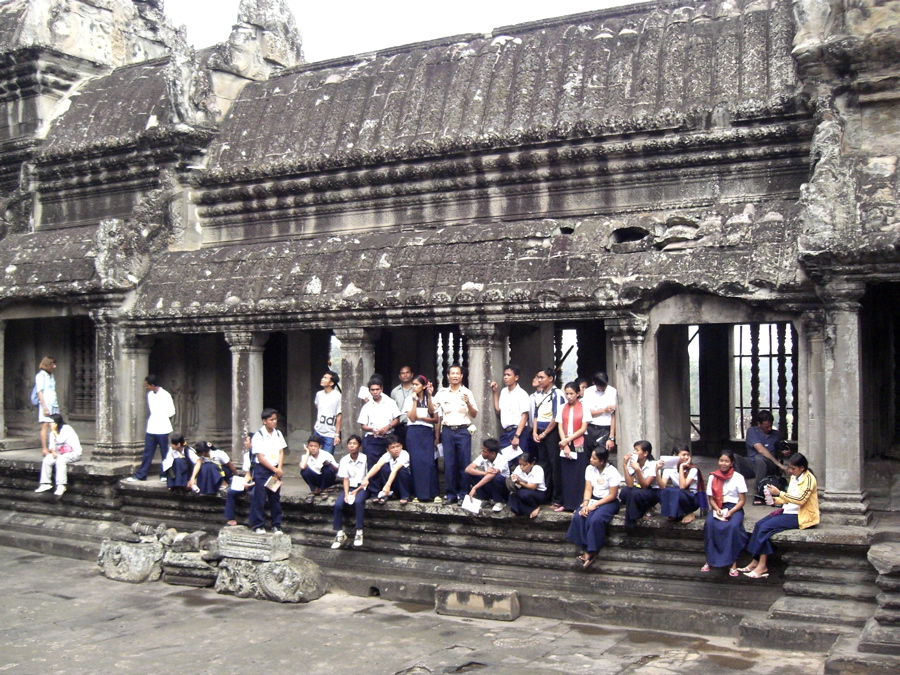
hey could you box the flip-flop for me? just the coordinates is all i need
[744,570,769,579]
[399,499,408,505]
[729,568,740,577]
[552,505,566,512]
[700,564,711,572]
[736,566,754,573]
[582,555,598,570]
[305,495,315,504]
[376,497,386,505]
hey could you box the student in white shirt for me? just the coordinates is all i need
[433,364,478,505]
[490,364,531,470]
[129,375,176,482]
[187,440,228,495]
[34,413,81,497]
[404,375,441,503]
[620,440,660,527]
[314,371,342,453]
[566,447,622,569]
[529,366,565,509]
[224,433,255,526]
[361,435,412,505]
[165,435,197,491]
[358,376,401,469]
[507,452,548,518]
[249,408,287,534]
[464,438,510,512]
[656,444,703,525]
[299,434,339,502]
[390,365,415,448]
[703,449,748,576]
[34,356,58,454]
[582,371,617,453]
[332,435,369,548]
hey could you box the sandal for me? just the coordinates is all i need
[744,570,769,579]
[552,505,566,512]
[700,564,711,572]
[305,495,315,504]
[736,566,754,573]
[729,568,740,577]
[399,499,408,505]
[375,497,386,505]
[752,499,765,506]
[582,554,598,570]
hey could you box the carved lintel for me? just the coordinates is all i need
[605,315,649,344]
[122,332,154,353]
[817,280,865,313]
[799,308,827,340]
[225,330,268,351]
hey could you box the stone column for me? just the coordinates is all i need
[0,319,5,439]
[120,332,153,451]
[797,309,827,487]
[333,327,380,443]
[606,315,648,452]
[462,323,508,452]
[226,330,268,457]
[819,282,870,525]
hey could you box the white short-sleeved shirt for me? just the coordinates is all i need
[531,388,565,426]
[50,425,82,456]
[627,459,660,489]
[35,370,57,408]
[358,396,401,436]
[471,454,510,478]
[513,464,546,491]
[209,448,231,468]
[314,389,342,438]
[252,426,287,467]
[586,464,623,500]
[434,386,477,427]
[662,466,699,493]
[706,472,748,503]
[306,449,339,475]
[403,396,434,428]
[337,453,368,488]
[583,384,617,426]
[498,385,530,430]
[146,387,176,435]
[171,445,198,464]
[378,449,411,471]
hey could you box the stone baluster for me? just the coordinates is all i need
[605,315,648,451]
[226,330,268,457]
[462,323,508,452]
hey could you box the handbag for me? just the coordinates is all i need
[57,444,75,455]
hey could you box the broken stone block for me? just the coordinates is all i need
[161,551,219,587]
[870,543,900,577]
[217,526,291,561]
[98,540,164,583]
[108,524,142,543]
[171,530,208,553]
[131,522,167,538]
[435,584,520,621]
[215,556,328,603]
[158,528,179,546]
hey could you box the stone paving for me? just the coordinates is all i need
[0,545,825,674]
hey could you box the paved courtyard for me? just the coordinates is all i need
[0,545,826,674]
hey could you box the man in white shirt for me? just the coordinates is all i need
[465,438,510,512]
[129,375,176,482]
[314,371,342,454]
[529,366,566,509]
[582,371,617,453]
[361,435,413,503]
[490,363,531,469]
[357,377,401,469]
[249,408,287,534]
[433,364,478,505]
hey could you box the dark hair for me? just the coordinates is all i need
[308,434,325,447]
[755,410,774,425]
[398,365,413,373]
[718,449,737,465]
[194,440,213,456]
[504,364,521,377]
[538,365,556,378]
[346,434,363,447]
[170,435,186,446]
[447,363,464,375]
[633,440,653,459]
[564,381,578,393]
[367,376,384,388]
[482,438,500,454]
[593,371,609,388]
[788,452,809,473]
[324,370,341,391]
[575,377,588,389]
[413,375,429,388]
[384,434,401,446]
[49,413,65,429]
[261,408,278,420]
[145,374,160,387]
[672,443,690,455]
[246,432,254,441]
[592,447,610,465]
[519,452,536,465]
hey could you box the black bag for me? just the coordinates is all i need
[756,474,788,500]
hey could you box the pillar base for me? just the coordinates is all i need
[819,490,872,526]
[92,441,144,463]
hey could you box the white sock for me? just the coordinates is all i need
[356,529,363,535]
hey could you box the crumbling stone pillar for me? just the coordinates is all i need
[797,309,827,486]
[226,330,268,453]
[0,319,5,439]
[333,327,380,442]
[462,323,508,452]
[606,316,648,450]
[820,282,871,525]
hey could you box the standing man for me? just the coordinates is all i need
[490,364,530,469]
[583,371,617,453]
[249,408,287,534]
[358,376,401,469]
[34,356,58,455]
[434,364,478,505]
[314,370,342,453]
[127,375,176,482]
[390,365,415,448]
[530,366,566,510]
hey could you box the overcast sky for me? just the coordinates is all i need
[166,1,632,63]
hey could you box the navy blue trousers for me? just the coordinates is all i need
[248,466,282,529]
[301,465,337,492]
[442,426,471,501]
[508,488,548,516]
[470,473,509,503]
[333,489,368,531]
[135,433,169,480]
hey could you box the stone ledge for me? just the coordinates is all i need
[435,584,520,621]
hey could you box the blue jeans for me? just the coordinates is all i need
[441,426,472,501]
[134,433,169,480]
[320,436,335,454]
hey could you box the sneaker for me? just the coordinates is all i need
[125,476,143,482]
[492,502,506,513]
[271,527,283,535]
[353,532,364,547]
[159,476,167,482]
[54,485,66,497]
[433,496,443,504]
[253,527,266,535]
[35,484,53,493]
[331,531,346,549]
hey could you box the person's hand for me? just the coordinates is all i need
[511,436,520,448]
[334,437,341,447]
[42,448,50,456]
[623,453,632,466]
[563,445,571,459]
[469,487,476,499]
[490,381,498,393]
[187,479,195,489]
[532,431,540,443]
[361,479,369,489]
[768,486,781,497]
[274,468,284,479]
[605,438,615,450]
[426,382,434,396]
[303,444,310,455]
[579,504,590,517]
[487,467,498,476]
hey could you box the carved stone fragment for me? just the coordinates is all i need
[161,551,219,587]
[97,540,164,583]
[215,556,328,603]
[217,526,291,561]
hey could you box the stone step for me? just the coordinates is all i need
[783,564,877,586]
[768,596,874,627]
[825,634,900,674]
[0,525,98,561]
[783,580,879,601]
[739,615,857,653]
[782,550,877,573]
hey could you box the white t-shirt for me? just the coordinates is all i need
[314,389,342,438]
[337,453,368,488]
[305,449,339,475]
[627,459,660,489]
[782,474,805,515]
[584,384,617,426]
[252,426,287,467]
[378,450,411,471]
[471,454,510,478]
[513,464,546,491]
[662,466,699,493]
[586,464,623,500]
[357,396,401,436]
[706,472,748,503]
[434,386,477,426]
[170,446,198,463]
[498,385,530,430]
[209,448,231,468]
[403,396,434,428]
[146,387,176,435]
[35,370,57,408]
[530,388,564,426]
[50,425,81,456]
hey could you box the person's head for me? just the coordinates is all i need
[307,435,324,455]
[718,448,736,473]
[39,356,57,373]
[368,376,384,400]
[755,410,774,434]
[244,432,253,450]
[398,366,413,384]
[518,452,536,472]
[194,440,213,457]
[672,443,691,464]
[321,371,339,389]
[591,447,610,469]
[412,375,428,395]
[536,366,556,391]
[531,375,540,388]
[144,374,160,392]
[481,438,500,459]
[563,382,579,405]
[503,365,520,387]
[261,408,278,430]
[170,435,186,448]
[633,440,653,461]
[778,440,792,459]
[575,377,588,397]
[593,371,609,390]
[385,435,403,457]
[447,364,463,386]
[48,412,65,431]
[787,452,809,476]
[346,434,363,454]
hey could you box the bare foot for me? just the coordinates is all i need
[529,506,541,519]
[226,520,237,526]
[681,513,695,525]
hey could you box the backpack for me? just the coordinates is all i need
[756,474,788,501]
[30,383,40,406]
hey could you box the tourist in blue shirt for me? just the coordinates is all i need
[735,410,787,505]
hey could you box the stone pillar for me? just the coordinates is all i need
[606,315,648,451]
[797,309,827,487]
[333,327,380,442]
[819,282,871,525]
[226,330,268,457]
[462,323,508,452]
[120,332,152,450]
[0,319,5,439]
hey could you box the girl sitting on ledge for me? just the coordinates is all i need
[702,449,748,577]
[619,440,659,527]
[566,447,621,570]
[656,444,704,525]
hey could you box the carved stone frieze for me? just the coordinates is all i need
[97,540,164,583]
[214,556,328,603]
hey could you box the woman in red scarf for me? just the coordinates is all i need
[555,382,590,512]
[702,449,749,576]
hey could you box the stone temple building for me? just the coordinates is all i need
[0,0,898,523]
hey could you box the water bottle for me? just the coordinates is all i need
[764,485,774,506]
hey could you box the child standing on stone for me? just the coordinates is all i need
[332,435,368,548]
[249,408,287,535]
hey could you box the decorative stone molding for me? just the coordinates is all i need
[332,327,381,350]
[460,323,507,348]
[97,540,164,583]
[225,330,268,352]
[605,316,649,344]
[215,557,328,603]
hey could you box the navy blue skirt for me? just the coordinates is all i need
[167,457,192,488]
[196,460,225,495]
[406,424,437,501]
[659,487,700,519]
[704,503,748,567]
[559,449,590,512]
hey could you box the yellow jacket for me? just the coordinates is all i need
[774,470,819,529]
